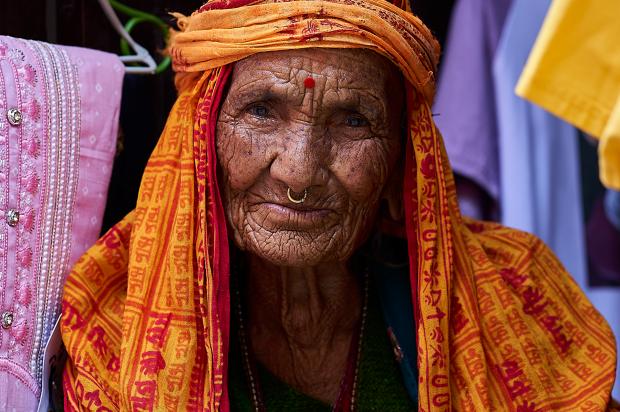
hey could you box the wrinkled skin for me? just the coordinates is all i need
[216,48,404,267]
[216,49,404,403]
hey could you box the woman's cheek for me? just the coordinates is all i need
[332,140,391,203]
[218,126,268,191]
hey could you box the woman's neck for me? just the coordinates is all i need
[245,254,363,404]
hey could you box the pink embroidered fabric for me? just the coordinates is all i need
[0,36,122,410]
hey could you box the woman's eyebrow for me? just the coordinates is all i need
[230,86,279,107]
[323,91,386,120]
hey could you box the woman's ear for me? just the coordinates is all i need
[376,167,405,238]
[383,164,404,222]
[386,185,404,222]
[387,191,403,221]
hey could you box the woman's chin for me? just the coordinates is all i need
[242,232,353,268]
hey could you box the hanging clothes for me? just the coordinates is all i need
[433,0,512,218]
[516,0,620,191]
[513,1,620,397]
[492,0,587,284]
[0,36,122,411]
[434,0,588,281]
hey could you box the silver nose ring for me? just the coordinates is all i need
[287,188,307,204]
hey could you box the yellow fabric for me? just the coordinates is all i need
[61,0,618,411]
[516,0,620,189]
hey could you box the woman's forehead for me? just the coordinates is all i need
[231,48,400,89]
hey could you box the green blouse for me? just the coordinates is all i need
[228,283,416,411]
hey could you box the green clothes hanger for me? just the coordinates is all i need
[109,0,171,74]
[98,0,171,74]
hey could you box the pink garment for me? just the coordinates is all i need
[0,36,122,411]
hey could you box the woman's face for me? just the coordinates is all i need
[216,48,404,266]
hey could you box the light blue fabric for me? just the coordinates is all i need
[492,0,587,283]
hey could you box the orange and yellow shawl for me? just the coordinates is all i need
[61,0,618,410]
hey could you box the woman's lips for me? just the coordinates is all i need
[254,202,337,230]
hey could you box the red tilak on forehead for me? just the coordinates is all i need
[303,77,316,89]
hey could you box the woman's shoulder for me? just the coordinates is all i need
[451,217,617,410]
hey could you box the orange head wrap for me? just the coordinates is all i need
[169,0,440,103]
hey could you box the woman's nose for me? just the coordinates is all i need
[269,127,329,193]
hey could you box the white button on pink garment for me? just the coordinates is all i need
[0,36,123,411]
[6,108,22,126]
[5,208,19,227]
[1,312,13,329]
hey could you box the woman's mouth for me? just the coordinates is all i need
[254,202,338,230]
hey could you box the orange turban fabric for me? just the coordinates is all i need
[61,0,617,411]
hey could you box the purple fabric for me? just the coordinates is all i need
[0,36,122,411]
[588,195,620,286]
[605,189,620,230]
[433,0,513,206]
[453,175,496,220]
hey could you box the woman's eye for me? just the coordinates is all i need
[248,104,270,118]
[345,115,368,127]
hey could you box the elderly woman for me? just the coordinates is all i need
[60,0,618,410]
